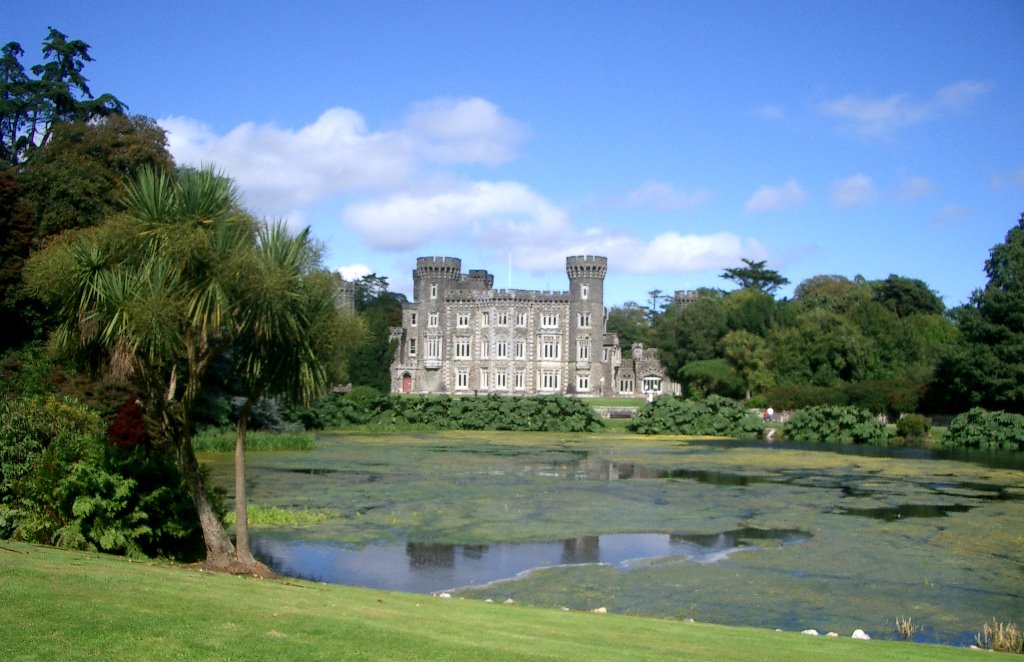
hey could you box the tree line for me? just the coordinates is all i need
[609,235,1024,417]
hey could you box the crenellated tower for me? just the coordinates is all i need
[566,256,608,394]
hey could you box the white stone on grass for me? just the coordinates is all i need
[851,629,871,640]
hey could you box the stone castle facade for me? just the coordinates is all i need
[389,256,678,397]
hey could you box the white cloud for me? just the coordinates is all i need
[160,97,524,216]
[818,80,991,139]
[342,181,569,251]
[898,176,937,200]
[404,97,525,165]
[624,181,713,211]
[335,264,373,281]
[744,179,806,214]
[832,174,877,208]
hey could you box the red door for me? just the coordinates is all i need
[402,373,412,393]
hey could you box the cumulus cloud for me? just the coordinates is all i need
[744,179,806,214]
[160,97,525,215]
[335,264,373,281]
[624,181,713,211]
[342,181,569,251]
[404,97,526,165]
[898,176,937,200]
[818,80,990,139]
[832,174,877,208]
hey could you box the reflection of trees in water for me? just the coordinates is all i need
[405,542,493,567]
[406,542,455,568]
[562,536,600,564]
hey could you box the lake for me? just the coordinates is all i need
[202,432,1024,646]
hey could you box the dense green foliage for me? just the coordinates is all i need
[305,391,605,432]
[944,408,1024,451]
[0,394,203,559]
[934,214,1024,414]
[1,28,126,166]
[895,414,931,445]
[628,394,763,436]
[784,405,890,445]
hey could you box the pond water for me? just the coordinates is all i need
[202,434,1024,647]
[251,528,812,594]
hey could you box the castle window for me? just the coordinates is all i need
[516,312,528,327]
[496,340,508,358]
[602,347,609,362]
[456,369,469,390]
[455,338,471,359]
[540,336,560,360]
[408,338,417,357]
[577,375,590,391]
[541,313,558,328]
[481,311,490,327]
[457,313,469,328]
[497,311,508,326]
[578,313,591,328]
[642,377,662,393]
[479,369,489,389]
[428,312,439,328]
[427,338,442,359]
[410,312,417,327]
[540,370,560,391]
[515,340,526,359]
[577,339,590,361]
[480,341,490,359]
[495,370,507,389]
[581,285,589,300]
[514,370,525,389]
[430,283,438,299]
[619,378,634,393]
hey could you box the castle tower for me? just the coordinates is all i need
[566,256,608,395]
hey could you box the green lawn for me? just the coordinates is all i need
[0,540,981,661]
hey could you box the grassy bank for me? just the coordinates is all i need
[0,541,981,661]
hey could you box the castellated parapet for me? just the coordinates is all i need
[390,255,678,398]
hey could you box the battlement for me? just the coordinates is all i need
[444,288,571,304]
[415,256,462,278]
[566,255,608,279]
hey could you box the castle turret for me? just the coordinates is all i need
[566,256,608,394]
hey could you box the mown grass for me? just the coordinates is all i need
[192,429,317,452]
[0,540,979,661]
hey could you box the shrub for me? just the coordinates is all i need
[784,405,889,445]
[1,395,204,560]
[945,408,1024,451]
[764,384,848,410]
[629,394,763,437]
[895,414,931,445]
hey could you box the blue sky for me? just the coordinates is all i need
[8,1,1023,307]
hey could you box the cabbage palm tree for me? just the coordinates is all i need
[26,166,257,570]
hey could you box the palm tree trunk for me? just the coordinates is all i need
[174,438,236,569]
[234,397,256,564]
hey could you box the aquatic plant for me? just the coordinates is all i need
[975,620,1023,653]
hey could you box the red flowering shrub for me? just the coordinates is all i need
[108,398,149,447]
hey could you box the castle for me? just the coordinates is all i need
[389,256,678,397]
